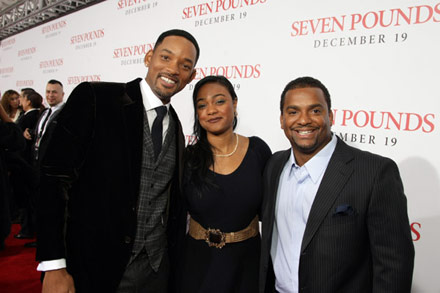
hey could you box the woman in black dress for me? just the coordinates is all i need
[180,75,271,292]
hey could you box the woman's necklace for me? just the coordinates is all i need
[214,133,239,157]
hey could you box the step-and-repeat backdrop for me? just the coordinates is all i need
[1,0,439,291]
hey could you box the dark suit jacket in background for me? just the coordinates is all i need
[32,105,64,165]
[260,137,414,293]
[0,122,26,244]
[16,109,40,163]
[36,78,186,292]
[10,109,41,207]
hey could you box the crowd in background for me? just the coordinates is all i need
[0,81,64,250]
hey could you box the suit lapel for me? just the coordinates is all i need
[301,139,354,253]
[121,78,144,198]
[266,150,291,238]
[169,105,184,189]
[46,105,64,125]
[270,151,291,204]
[34,108,48,136]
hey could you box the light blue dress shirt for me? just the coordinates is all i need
[271,134,337,293]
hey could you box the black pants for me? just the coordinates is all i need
[116,249,169,293]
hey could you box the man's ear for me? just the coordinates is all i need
[329,109,334,126]
[144,50,153,67]
[189,69,196,83]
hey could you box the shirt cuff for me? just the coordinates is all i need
[37,259,67,271]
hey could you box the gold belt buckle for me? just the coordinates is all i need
[205,228,226,249]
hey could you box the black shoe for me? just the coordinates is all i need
[24,241,37,248]
[14,233,34,239]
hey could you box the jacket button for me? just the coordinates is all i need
[124,236,132,244]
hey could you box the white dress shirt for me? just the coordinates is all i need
[36,102,65,139]
[139,78,170,139]
[271,134,337,293]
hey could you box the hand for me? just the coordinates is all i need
[24,128,32,140]
[42,268,76,293]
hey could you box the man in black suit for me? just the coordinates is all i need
[13,90,43,239]
[19,79,65,248]
[259,77,414,293]
[27,79,65,163]
[36,29,199,293]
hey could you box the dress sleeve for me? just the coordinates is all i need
[250,136,272,172]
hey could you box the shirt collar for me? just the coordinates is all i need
[290,133,337,183]
[49,102,64,112]
[139,78,170,112]
[24,108,38,115]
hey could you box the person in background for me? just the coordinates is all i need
[36,29,200,293]
[17,91,44,161]
[13,91,44,240]
[0,104,25,250]
[259,76,414,293]
[1,90,22,122]
[2,89,34,225]
[180,75,271,292]
[1,90,23,223]
[19,79,65,249]
[26,79,65,163]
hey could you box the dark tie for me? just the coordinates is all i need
[38,108,52,140]
[151,106,167,160]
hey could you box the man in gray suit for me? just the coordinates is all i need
[259,76,414,293]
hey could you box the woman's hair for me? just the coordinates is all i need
[0,90,20,114]
[185,75,238,193]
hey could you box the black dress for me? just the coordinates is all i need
[181,136,271,293]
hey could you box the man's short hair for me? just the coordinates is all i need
[154,29,200,64]
[47,79,63,88]
[21,88,35,98]
[280,76,331,113]
[26,92,43,109]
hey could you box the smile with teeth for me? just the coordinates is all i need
[297,130,313,134]
[160,76,176,85]
[295,129,315,136]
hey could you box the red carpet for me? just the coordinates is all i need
[0,224,41,293]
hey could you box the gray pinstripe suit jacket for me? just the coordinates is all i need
[259,137,414,293]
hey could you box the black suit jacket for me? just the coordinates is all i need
[32,105,64,165]
[36,79,186,292]
[0,122,26,242]
[17,109,40,163]
[260,137,414,293]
